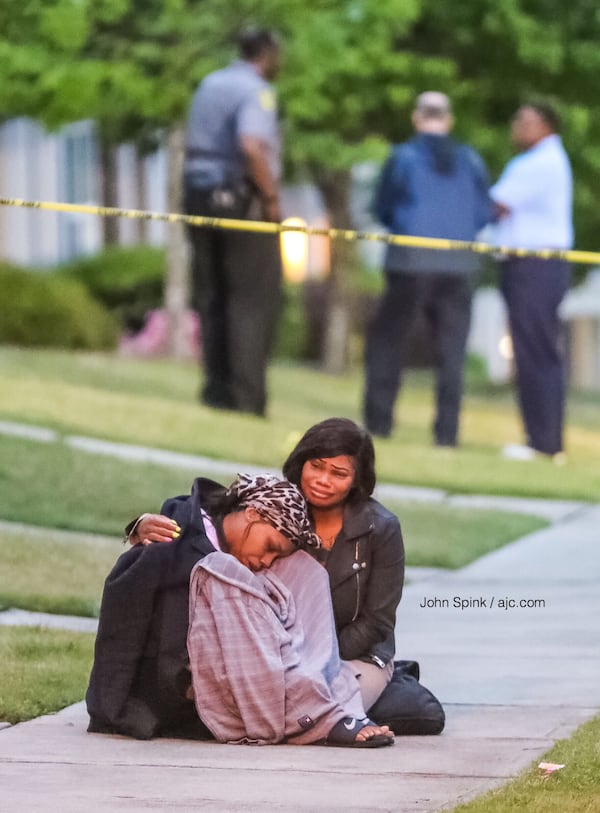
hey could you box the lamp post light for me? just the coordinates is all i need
[280,217,308,282]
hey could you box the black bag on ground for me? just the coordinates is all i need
[368,660,445,736]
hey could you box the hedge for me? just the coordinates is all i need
[0,263,118,350]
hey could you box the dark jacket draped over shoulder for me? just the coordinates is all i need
[87,481,405,738]
[86,478,223,739]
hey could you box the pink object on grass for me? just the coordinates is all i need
[119,309,201,359]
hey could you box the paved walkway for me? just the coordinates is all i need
[1,499,599,811]
[0,419,586,522]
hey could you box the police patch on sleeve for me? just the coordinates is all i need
[259,89,276,111]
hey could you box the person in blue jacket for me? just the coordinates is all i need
[363,91,492,446]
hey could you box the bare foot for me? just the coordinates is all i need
[355,723,394,743]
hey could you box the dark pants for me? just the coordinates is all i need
[500,258,571,455]
[363,271,474,445]
[184,186,282,416]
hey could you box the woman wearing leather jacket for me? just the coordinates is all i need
[88,473,394,747]
[282,418,444,735]
[131,418,444,735]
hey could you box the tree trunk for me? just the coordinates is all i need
[312,167,359,373]
[100,141,120,245]
[164,126,190,358]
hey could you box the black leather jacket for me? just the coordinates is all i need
[312,498,405,666]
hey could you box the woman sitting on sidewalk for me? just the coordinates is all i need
[87,473,394,747]
[133,418,444,735]
[282,418,444,735]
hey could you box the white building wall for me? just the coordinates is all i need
[143,149,168,246]
[56,120,102,261]
[468,287,512,383]
[0,119,63,267]
[0,117,167,267]
[112,145,167,246]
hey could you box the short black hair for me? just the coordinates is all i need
[282,418,376,504]
[523,102,562,133]
[237,28,279,61]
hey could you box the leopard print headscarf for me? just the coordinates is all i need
[226,473,321,548]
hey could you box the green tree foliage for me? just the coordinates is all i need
[280,0,421,170]
[400,0,600,250]
[1,0,599,364]
[0,0,217,144]
[278,0,600,251]
[1,0,598,240]
[277,1,454,368]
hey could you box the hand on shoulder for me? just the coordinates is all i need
[128,513,181,546]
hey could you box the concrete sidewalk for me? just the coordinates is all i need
[1,505,599,811]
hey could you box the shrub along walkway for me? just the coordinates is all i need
[0,495,599,811]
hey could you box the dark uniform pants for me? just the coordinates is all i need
[500,257,571,455]
[363,270,474,445]
[184,186,282,416]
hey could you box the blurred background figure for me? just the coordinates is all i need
[183,29,283,417]
[363,91,491,446]
[491,103,573,463]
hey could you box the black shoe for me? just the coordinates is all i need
[201,395,237,411]
[366,426,391,439]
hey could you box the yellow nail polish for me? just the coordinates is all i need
[172,531,180,539]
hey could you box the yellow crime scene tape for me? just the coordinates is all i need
[1,196,600,266]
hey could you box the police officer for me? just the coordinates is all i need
[184,29,282,416]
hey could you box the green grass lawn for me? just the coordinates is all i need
[0,507,545,619]
[0,346,599,500]
[0,342,587,767]
[385,499,546,569]
[452,715,600,813]
[0,525,122,617]
[0,434,547,599]
[0,626,95,724]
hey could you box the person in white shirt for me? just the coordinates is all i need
[490,103,573,461]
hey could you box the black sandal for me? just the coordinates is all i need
[324,716,394,748]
